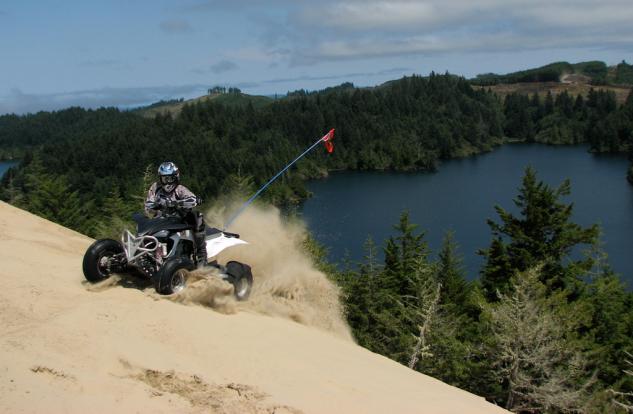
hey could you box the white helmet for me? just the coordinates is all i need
[158,161,180,193]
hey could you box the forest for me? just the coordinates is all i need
[1,73,632,238]
[327,168,633,412]
[1,72,633,412]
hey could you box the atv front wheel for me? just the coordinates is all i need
[155,258,194,295]
[226,261,253,301]
[82,239,125,283]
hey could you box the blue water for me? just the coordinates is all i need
[301,144,633,286]
[0,160,18,178]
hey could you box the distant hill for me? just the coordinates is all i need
[470,60,623,86]
[471,60,632,104]
[133,61,632,118]
[135,92,273,118]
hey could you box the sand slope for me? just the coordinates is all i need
[0,201,508,413]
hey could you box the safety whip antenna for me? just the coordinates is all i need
[223,129,335,229]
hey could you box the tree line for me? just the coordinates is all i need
[1,72,633,411]
[322,168,633,413]
[2,73,632,239]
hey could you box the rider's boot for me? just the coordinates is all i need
[195,231,208,267]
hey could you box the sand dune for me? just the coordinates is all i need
[0,201,508,413]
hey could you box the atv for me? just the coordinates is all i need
[82,197,253,300]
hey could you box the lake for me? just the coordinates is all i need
[300,144,633,286]
[0,160,19,178]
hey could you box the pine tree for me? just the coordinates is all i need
[485,267,593,412]
[341,237,383,349]
[371,212,434,364]
[481,167,599,294]
[382,211,429,297]
[436,230,469,311]
[93,186,133,239]
[22,156,89,232]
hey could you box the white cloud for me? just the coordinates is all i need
[283,0,633,63]
[192,60,239,74]
[300,1,438,30]
[159,19,193,34]
[0,85,208,115]
[297,0,633,32]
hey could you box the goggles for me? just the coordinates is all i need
[160,175,177,185]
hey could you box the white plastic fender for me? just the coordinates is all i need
[205,234,248,259]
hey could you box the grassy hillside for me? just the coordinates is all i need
[135,92,273,118]
[471,60,632,104]
[478,81,631,105]
[470,60,633,87]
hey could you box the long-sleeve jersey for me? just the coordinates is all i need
[145,182,197,217]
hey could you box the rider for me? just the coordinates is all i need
[145,161,207,266]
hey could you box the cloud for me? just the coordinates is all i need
[0,66,411,114]
[159,19,193,34]
[209,60,239,74]
[297,1,444,31]
[192,60,239,74]
[293,31,633,65]
[230,66,412,91]
[256,0,633,64]
[296,0,633,32]
[0,84,209,115]
[261,67,411,85]
[79,59,127,68]
[183,0,299,13]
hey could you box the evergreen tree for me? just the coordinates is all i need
[382,211,429,297]
[22,156,89,231]
[484,267,593,412]
[436,230,469,311]
[340,237,383,349]
[481,167,599,294]
[480,238,515,301]
[93,186,134,239]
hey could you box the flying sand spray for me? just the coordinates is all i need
[223,128,335,230]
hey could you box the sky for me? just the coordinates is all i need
[1,0,632,114]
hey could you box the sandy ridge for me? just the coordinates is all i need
[0,201,508,413]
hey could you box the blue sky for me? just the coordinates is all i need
[1,0,632,114]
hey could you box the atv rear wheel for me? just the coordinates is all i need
[155,257,194,295]
[83,239,125,283]
[226,261,253,301]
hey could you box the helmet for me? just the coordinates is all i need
[158,161,180,193]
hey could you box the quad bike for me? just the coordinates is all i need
[82,197,253,300]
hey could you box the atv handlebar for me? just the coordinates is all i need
[145,196,199,212]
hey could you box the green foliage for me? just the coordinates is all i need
[331,170,631,411]
[611,60,633,85]
[18,156,92,231]
[92,187,135,239]
[436,231,470,310]
[481,167,599,296]
[573,61,609,83]
[483,267,594,412]
[473,62,574,85]
[473,61,608,86]
[1,73,508,236]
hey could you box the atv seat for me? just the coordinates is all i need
[132,212,191,236]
